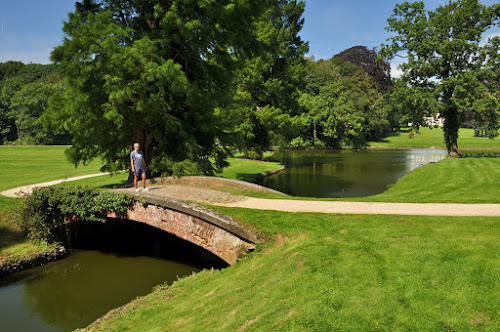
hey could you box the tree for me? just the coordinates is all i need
[334,46,392,93]
[0,62,63,144]
[381,0,500,155]
[298,57,387,148]
[219,0,309,158]
[46,0,268,175]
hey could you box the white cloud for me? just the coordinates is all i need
[391,63,404,79]
[390,55,406,79]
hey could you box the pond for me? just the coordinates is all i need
[256,149,449,198]
[0,219,226,331]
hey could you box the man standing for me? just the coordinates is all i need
[130,143,149,192]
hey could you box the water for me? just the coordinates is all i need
[257,149,449,198]
[0,219,226,331]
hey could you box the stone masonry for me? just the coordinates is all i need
[107,195,258,265]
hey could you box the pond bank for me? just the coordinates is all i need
[0,244,67,278]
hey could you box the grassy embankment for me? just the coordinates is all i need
[0,146,282,265]
[87,208,500,331]
[0,146,101,265]
[2,146,500,330]
[369,127,500,149]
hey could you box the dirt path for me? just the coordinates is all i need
[1,173,112,198]
[218,198,500,217]
[118,185,500,217]
[5,177,500,217]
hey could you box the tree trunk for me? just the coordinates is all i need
[442,89,460,157]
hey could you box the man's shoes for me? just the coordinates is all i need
[135,188,140,193]
[143,187,150,192]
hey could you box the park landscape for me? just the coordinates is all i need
[1,0,500,331]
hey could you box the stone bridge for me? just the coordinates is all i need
[106,193,259,265]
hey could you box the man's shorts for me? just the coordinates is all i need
[134,168,146,176]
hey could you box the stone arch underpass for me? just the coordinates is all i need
[106,193,259,265]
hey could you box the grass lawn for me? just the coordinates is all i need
[166,157,500,204]
[364,157,500,203]
[0,146,104,192]
[87,208,500,331]
[218,157,283,182]
[0,147,282,266]
[0,145,282,191]
[370,127,500,149]
[62,157,283,189]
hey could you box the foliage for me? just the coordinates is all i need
[334,45,392,93]
[46,0,269,174]
[0,62,68,144]
[298,55,391,148]
[22,185,134,242]
[381,0,500,153]
[219,0,309,159]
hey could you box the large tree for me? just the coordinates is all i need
[381,0,500,155]
[219,0,309,158]
[46,0,268,175]
[334,46,392,93]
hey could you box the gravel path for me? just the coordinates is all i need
[5,177,500,217]
[0,173,112,198]
[218,198,500,217]
[120,185,500,217]
[118,185,246,204]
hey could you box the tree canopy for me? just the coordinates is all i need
[381,0,500,154]
[0,62,66,144]
[47,0,270,174]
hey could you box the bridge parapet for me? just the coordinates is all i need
[107,193,258,264]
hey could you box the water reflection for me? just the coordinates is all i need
[0,218,227,331]
[257,149,448,198]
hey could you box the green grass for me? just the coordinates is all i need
[0,146,282,192]
[87,208,500,331]
[364,157,500,203]
[0,196,54,265]
[218,157,283,182]
[0,146,104,191]
[180,157,500,204]
[370,127,500,149]
[63,157,283,189]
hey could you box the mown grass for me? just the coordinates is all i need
[217,157,283,182]
[0,146,104,192]
[364,157,500,203]
[370,127,500,149]
[87,208,500,331]
[166,157,500,204]
[0,147,282,265]
[63,157,283,189]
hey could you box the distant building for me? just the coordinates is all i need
[408,113,444,127]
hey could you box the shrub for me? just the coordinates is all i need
[22,185,135,243]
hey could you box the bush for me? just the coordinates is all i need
[22,185,135,243]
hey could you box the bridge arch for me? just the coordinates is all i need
[106,194,258,265]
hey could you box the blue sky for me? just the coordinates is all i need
[1,0,499,77]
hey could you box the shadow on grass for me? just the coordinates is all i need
[372,129,412,143]
[0,227,25,250]
[234,173,260,182]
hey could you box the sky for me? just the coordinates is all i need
[0,0,499,77]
